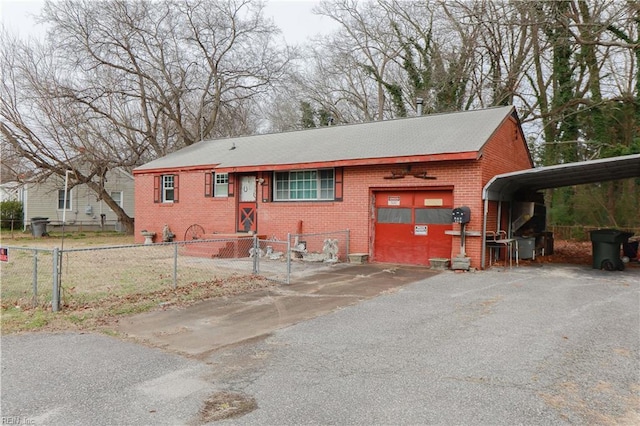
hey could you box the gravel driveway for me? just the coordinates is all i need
[2,264,638,425]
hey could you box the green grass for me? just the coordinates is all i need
[1,307,53,331]
[1,231,278,334]
[1,275,275,334]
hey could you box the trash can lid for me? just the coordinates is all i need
[31,217,49,221]
[590,229,634,242]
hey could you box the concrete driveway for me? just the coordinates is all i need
[114,263,437,357]
[1,264,639,425]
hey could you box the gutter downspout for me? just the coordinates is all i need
[22,186,28,232]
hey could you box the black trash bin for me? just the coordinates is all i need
[30,217,50,238]
[590,229,634,271]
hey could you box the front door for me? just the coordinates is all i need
[237,175,257,232]
[374,190,453,265]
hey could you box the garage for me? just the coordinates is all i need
[373,189,453,265]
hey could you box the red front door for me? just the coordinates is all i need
[237,175,257,232]
[374,190,453,265]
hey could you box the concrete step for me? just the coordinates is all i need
[184,238,254,259]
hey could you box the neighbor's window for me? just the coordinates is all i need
[110,191,123,208]
[58,189,72,210]
[214,173,229,197]
[274,169,334,201]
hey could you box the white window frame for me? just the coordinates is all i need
[214,173,229,197]
[110,191,123,209]
[274,169,335,201]
[162,175,174,203]
[57,189,72,211]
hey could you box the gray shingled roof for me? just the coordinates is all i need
[135,106,515,171]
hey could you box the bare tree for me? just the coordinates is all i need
[314,0,404,120]
[307,0,485,119]
[1,0,291,233]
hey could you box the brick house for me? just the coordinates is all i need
[133,106,533,269]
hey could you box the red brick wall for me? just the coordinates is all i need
[134,117,532,269]
[480,116,533,234]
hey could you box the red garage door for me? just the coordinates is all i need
[374,190,453,266]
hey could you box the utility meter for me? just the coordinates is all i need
[452,206,471,224]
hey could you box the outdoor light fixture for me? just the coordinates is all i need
[383,168,436,180]
[383,170,407,179]
[412,172,437,180]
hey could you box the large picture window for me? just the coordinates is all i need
[274,169,335,201]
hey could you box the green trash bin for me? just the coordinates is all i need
[590,229,634,271]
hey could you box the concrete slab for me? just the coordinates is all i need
[115,263,438,357]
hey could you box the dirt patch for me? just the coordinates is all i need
[196,391,257,423]
[540,240,593,265]
[517,239,640,270]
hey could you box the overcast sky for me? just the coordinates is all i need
[0,0,336,44]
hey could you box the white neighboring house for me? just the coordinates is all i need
[16,168,135,232]
[0,181,21,202]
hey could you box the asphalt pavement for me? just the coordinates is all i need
[1,263,639,425]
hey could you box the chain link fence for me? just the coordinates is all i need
[1,247,55,308]
[1,231,351,312]
[289,230,350,263]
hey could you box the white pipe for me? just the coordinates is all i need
[63,170,71,224]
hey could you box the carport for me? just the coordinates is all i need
[481,153,640,268]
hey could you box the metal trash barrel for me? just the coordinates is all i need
[589,229,634,271]
[31,217,50,238]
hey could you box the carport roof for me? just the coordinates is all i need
[483,154,640,201]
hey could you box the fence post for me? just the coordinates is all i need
[52,248,60,312]
[173,243,178,289]
[346,229,350,261]
[252,234,259,274]
[286,233,291,285]
[32,249,38,308]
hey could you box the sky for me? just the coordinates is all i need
[0,0,336,44]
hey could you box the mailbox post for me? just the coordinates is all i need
[451,206,471,271]
[452,206,471,224]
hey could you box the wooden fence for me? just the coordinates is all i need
[548,225,640,241]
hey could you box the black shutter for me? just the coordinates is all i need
[204,172,212,197]
[173,174,179,203]
[153,175,161,203]
[335,168,343,201]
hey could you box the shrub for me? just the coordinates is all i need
[0,200,23,230]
